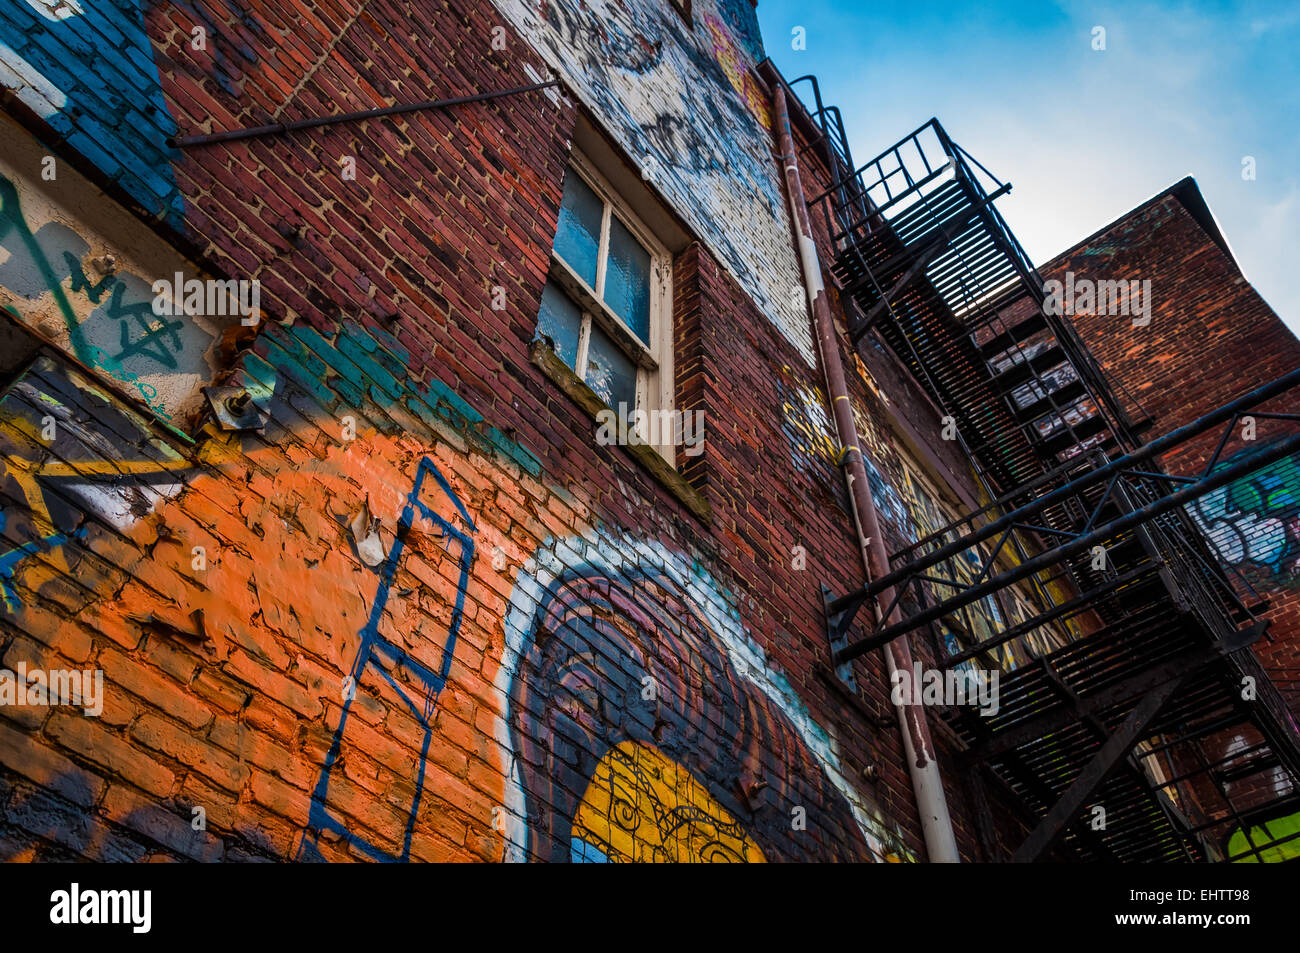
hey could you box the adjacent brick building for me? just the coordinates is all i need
[0,0,1293,863]
[1048,180,1300,719]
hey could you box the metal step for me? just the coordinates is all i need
[1037,413,1110,458]
[979,310,1049,360]
[1011,379,1089,427]
[990,345,1067,393]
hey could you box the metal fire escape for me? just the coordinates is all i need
[791,80,1300,862]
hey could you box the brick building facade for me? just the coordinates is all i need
[0,1,1293,863]
[1048,181,1300,720]
[1046,184,1300,859]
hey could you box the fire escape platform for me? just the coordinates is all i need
[791,98,1300,862]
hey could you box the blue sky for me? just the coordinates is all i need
[755,0,1300,335]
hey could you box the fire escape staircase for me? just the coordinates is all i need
[788,85,1300,862]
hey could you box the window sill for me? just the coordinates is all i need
[529,339,711,524]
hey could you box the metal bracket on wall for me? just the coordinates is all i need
[822,584,858,690]
[203,386,267,432]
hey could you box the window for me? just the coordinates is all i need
[535,151,675,459]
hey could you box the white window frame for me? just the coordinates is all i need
[546,150,676,463]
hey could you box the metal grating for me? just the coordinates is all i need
[795,101,1300,862]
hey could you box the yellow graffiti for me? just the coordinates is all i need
[781,372,838,464]
[0,381,194,604]
[704,15,772,131]
[571,740,766,863]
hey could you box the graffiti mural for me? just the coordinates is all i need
[490,0,816,366]
[499,535,908,862]
[571,741,767,862]
[0,141,233,420]
[2,323,514,860]
[0,355,189,613]
[779,371,839,475]
[703,13,771,130]
[1188,444,1300,584]
[296,456,475,862]
[0,315,904,862]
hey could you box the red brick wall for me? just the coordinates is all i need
[1048,186,1300,716]
[2,0,1027,863]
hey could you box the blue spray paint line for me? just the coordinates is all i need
[0,528,84,613]
[296,456,475,862]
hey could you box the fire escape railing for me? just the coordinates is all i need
[793,102,1300,861]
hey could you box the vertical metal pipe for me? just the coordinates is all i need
[771,84,960,862]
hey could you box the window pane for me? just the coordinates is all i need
[535,279,583,371]
[602,216,652,341]
[553,172,602,288]
[584,324,637,411]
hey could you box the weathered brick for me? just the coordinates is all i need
[99,647,214,730]
[45,711,175,798]
[100,785,224,862]
[0,722,104,808]
[130,714,248,793]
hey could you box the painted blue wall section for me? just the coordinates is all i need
[712,0,766,62]
[0,0,183,223]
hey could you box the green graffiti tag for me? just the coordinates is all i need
[64,250,114,303]
[0,173,189,417]
[1189,445,1300,583]
[0,174,92,361]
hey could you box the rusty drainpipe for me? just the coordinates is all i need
[771,84,960,862]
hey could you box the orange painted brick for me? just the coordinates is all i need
[130,714,248,794]
[0,722,104,808]
[46,711,176,798]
